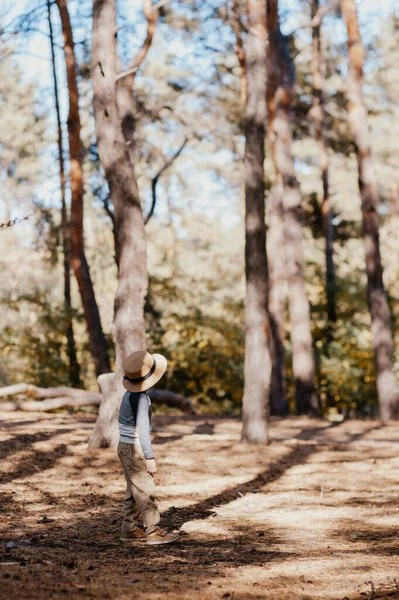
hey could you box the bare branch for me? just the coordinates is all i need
[0,214,33,231]
[145,138,189,225]
[310,2,330,27]
[288,0,337,35]
[367,581,375,600]
[115,64,140,82]
[115,0,170,85]
[0,2,52,37]
[101,195,115,227]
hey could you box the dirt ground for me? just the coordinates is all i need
[0,412,398,600]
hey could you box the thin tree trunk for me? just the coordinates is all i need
[341,0,399,420]
[47,0,81,387]
[230,0,286,416]
[267,184,288,415]
[267,0,319,416]
[90,0,149,448]
[55,0,110,378]
[241,0,271,444]
[310,0,336,338]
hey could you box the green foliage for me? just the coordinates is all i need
[309,261,378,416]
[0,293,106,390]
[1,294,73,387]
[146,276,244,415]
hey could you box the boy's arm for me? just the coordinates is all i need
[136,394,154,460]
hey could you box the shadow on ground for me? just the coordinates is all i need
[0,415,397,600]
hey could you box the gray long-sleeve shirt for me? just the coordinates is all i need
[118,391,154,459]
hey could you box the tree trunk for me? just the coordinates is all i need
[47,0,81,388]
[266,0,319,416]
[231,0,286,417]
[310,0,336,339]
[55,0,110,378]
[90,0,149,448]
[241,0,271,444]
[341,0,399,420]
[267,184,288,415]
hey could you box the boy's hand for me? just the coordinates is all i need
[146,458,157,476]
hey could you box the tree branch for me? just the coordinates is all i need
[288,0,337,34]
[102,195,115,228]
[310,2,331,27]
[0,214,33,231]
[115,0,169,85]
[145,138,189,225]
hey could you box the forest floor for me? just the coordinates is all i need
[0,412,398,600]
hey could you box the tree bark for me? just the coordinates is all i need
[266,184,288,415]
[55,0,110,378]
[341,0,399,420]
[241,0,271,444]
[230,0,284,417]
[47,0,81,388]
[267,0,319,416]
[90,0,149,448]
[310,0,336,338]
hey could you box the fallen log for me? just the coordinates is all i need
[0,395,102,412]
[0,383,94,399]
[0,382,196,414]
[148,389,196,415]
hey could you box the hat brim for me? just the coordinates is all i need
[122,353,167,393]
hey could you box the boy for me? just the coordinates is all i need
[117,350,179,545]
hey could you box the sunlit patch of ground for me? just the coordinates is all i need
[0,412,398,599]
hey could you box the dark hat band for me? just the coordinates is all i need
[124,357,157,384]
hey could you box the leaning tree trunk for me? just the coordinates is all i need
[310,0,336,341]
[266,184,288,415]
[90,0,149,448]
[341,0,399,420]
[267,0,319,416]
[241,0,272,444]
[47,0,81,387]
[55,0,110,378]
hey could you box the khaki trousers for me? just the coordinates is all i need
[117,442,160,535]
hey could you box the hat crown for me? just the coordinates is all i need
[124,350,153,377]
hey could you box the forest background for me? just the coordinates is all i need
[0,0,398,420]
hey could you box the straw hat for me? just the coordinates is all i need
[122,350,167,393]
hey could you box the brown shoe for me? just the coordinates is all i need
[120,528,146,542]
[146,528,180,546]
